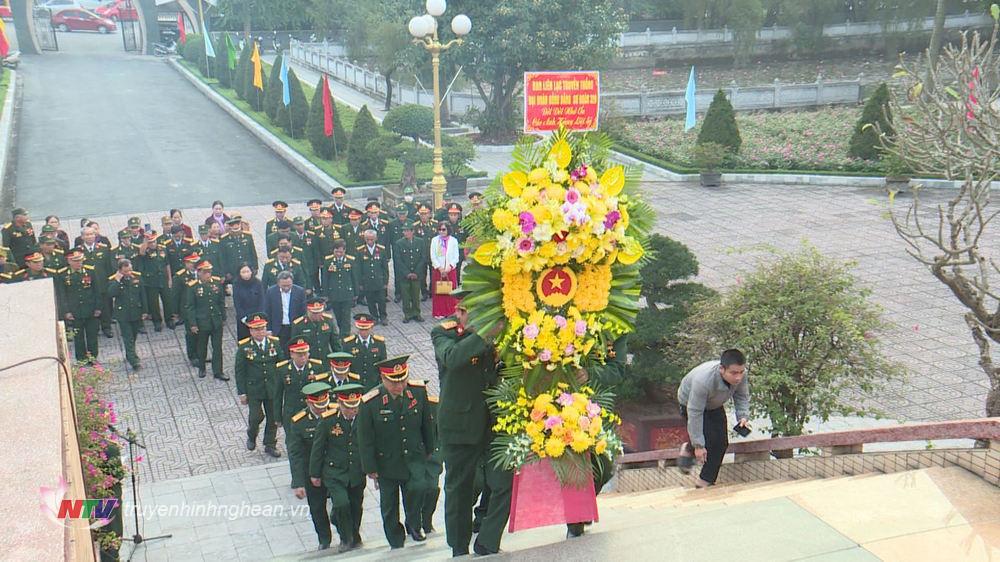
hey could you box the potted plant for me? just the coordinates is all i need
[883,151,912,193]
[442,136,477,196]
[693,142,727,187]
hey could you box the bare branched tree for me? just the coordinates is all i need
[881,7,1000,417]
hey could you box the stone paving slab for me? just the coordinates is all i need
[80,180,993,485]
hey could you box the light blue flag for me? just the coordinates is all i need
[684,65,697,131]
[203,21,216,58]
[280,55,290,106]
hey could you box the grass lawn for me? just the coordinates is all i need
[180,60,481,187]
[0,70,10,113]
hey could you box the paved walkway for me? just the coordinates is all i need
[13,33,320,218]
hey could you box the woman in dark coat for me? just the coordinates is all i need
[232,263,265,341]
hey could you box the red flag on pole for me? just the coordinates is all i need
[177,13,186,45]
[322,76,334,137]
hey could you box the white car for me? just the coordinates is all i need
[40,0,106,12]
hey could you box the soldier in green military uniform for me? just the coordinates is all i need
[0,245,16,277]
[121,216,146,246]
[340,209,365,258]
[321,240,357,337]
[274,338,330,429]
[305,199,325,232]
[328,187,354,227]
[290,216,319,291]
[113,230,146,334]
[137,232,173,331]
[400,186,418,217]
[313,209,342,266]
[392,222,427,323]
[172,251,202,364]
[192,224,223,272]
[291,297,342,358]
[76,225,115,338]
[59,249,102,361]
[39,224,67,252]
[420,394,443,535]
[362,201,392,255]
[265,200,289,237]
[342,314,387,391]
[265,220,294,255]
[262,246,307,290]
[386,204,411,303]
[221,217,258,285]
[430,290,512,556]
[38,235,66,272]
[412,204,436,301]
[356,230,389,325]
[326,351,361,388]
[357,356,435,548]
[184,260,228,380]
[287,381,337,551]
[108,258,148,370]
[10,251,58,283]
[2,208,37,268]
[309,382,366,552]
[164,225,195,276]
[235,312,284,453]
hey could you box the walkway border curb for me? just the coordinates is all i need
[0,70,20,213]
[167,58,383,201]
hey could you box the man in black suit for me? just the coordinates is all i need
[265,270,306,351]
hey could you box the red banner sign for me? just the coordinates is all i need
[523,71,600,133]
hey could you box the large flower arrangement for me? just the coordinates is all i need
[463,128,652,485]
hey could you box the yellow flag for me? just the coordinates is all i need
[251,43,263,91]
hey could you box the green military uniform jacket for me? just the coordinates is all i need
[170,268,196,317]
[183,276,226,327]
[9,267,58,284]
[312,225,342,264]
[327,204,354,227]
[310,409,365,488]
[321,254,357,302]
[362,217,392,259]
[77,243,113,294]
[357,380,435,480]
[275,358,330,420]
[264,230,291,255]
[234,335,284,400]
[430,319,497,446]
[290,230,318,278]
[591,336,629,386]
[221,232,258,277]
[264,218,285,238]
[342,333,387,391]
[391,237,427,281]
[340,224,365,257]
[113,243,139,266]
[355,244,389,287]
[58,265,100,318]
[164,236,195,274]
[1,221,37,265]
[138,244,170,288]
[192,239,223,271]
[42,249,66,272]
[108,272,147,321]
[287,403,337,488]
[386,217,410,251]
[261,258,307,289]
[289,313,342,358]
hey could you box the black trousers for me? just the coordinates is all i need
[680,405,729,484]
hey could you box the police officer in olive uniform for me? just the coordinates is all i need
[309,382,367,553]
[392,222,427,323]
[357,356,435,549]
[430,289,512,556]
[184,260,228,380]
[108,258,148,370]
[274,338,330,430]
[321,240,357,338]
[356,230,389,325]
[2,208,37,267]
[138,231,173,331]
[287,381,337,551]
[291,297,342,358]
[172,251,202,364]
[221,217,258,284]
[342,314,387,391]
[412,204,436,301]
[328,187,354,227]
[235,312,285,453]
[76,226,115,338]
[59,249,101,361]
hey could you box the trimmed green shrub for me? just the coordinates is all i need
[214,34,233,88]
[306,77,349,160]
[442,135,477,177]
[181,34,203,69]
[347,105,387,181]
[382,104,434,143]
[235,43,252,99]
[274,68,309,139]
[265,53,284,122]
[697,89,742,153]
[848,83,894,161]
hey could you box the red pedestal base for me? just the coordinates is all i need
[508,458,599,532]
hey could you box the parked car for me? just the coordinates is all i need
[41,0,105,11]
[95,0,137,22]
[52,9,116,33]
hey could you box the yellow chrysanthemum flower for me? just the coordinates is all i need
[595,439,608,455]
[492,208,517,232]
[545,438,566,458]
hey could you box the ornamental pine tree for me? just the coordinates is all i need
[235,43,251,99]
[306,77,348,160]
[214,35,232,88]
[347,105,386,181]
[697,89,742,153]
[848,83,894,160]
[274,69,309,139]
[265,53,283,122]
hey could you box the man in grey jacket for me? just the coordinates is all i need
[677,349,749,487]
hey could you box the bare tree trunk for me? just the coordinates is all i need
[925,0,947,92]
[383,69,394,111]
